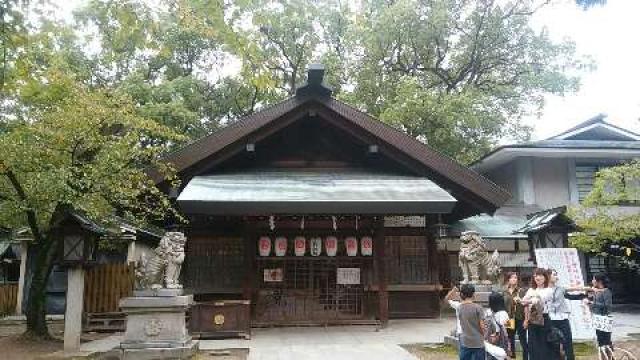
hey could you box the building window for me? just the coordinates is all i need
[576,164,639,204]
[576,165,601,202]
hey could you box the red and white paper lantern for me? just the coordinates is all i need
[310,237,322,256]
[345,236,358,257]
[294,236,306,256]
[361,236,373,256]
[258,236,271,257]
[275,236,287,256]
[325,236,338,257]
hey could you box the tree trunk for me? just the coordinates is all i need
[24,238,58,339]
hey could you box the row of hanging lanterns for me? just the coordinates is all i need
[258,235,373,257]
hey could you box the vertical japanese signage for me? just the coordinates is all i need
[534,248,594,340]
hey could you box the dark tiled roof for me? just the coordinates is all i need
[149,96,306,180]
[504,139,640,149]
[471,139,640,167]
[154,94,510,212]
[514,206,576,234]
[321,98,511,208]
[550,114,640,140]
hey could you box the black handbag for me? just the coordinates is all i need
[547,326,565,345]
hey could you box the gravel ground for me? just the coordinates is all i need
[403,340,640,360]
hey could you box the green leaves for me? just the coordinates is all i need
[570,160,640,254]
[0,81,182,235]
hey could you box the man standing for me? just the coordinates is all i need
[458,284,486,360]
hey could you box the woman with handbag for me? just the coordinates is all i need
[522,268,558,360]
[504,272,529,360]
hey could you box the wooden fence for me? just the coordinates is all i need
[0,283,18,316]
[84,263,134,314]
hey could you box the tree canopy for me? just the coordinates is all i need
[1,0,593,337]
[4,0,587,163]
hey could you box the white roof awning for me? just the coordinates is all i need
[177,171,457,215]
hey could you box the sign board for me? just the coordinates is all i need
[337,268,360,285]
[264,268,283,282]
[384,216,426,228]
[534,248,594,340]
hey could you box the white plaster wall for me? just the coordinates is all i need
[483,162,519,204]
[532,158,571,209]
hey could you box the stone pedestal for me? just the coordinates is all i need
[119,295,198,360]
[470,283,498,306]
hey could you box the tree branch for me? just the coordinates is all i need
[4,169,45,243]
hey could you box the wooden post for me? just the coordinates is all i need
[242,220,256,301]
[64,266,85,353]
[374,217,388,327]
[15,240,28,315]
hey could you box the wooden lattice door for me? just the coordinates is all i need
[254,257,371,324]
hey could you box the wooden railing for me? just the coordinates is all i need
[0,283,18,316]
[84,263,134,314]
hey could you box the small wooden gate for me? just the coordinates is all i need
[84,263,134,313]
[0,284,18,316]
[254,257,373,325]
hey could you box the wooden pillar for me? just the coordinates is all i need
[15,240,28,315]
[126,236,137,264]
[374,217,388,327]
[242,219,256,301]
[426,229,439,285]
[64,266,85,353]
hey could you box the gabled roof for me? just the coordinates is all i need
[514,206,576,234]
[550,114,640,141]
[154,65,510,215]
[472,115,640,173]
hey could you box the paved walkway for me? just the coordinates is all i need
[199,318,453,360]
[80,312,640,360]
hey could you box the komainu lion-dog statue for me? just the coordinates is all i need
[135,231,187,290]
[458,231,501,284]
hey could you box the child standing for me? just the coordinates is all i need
[458,284,487,360]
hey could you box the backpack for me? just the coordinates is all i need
[485,311,510,354]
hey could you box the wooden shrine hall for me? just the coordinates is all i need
[153,64,510,329]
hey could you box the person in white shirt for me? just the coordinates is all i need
[445,286,463,336]
[548,269,584,360]
[522,268,557,360]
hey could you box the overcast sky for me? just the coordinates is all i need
[529,0,640,139]
[54,0,640,140]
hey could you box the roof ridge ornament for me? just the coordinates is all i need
[295,63,333,97]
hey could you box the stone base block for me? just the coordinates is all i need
[119,295,195,359]
[474,291,492,305]
[133,288,184,297]
[120,341,198,360]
